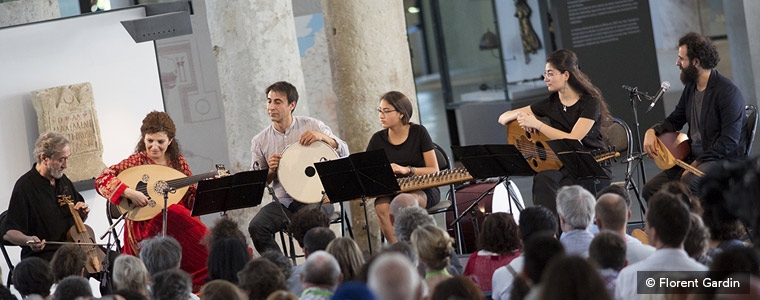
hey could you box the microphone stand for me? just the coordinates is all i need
[162,187,176,237]
[627,88,649,215]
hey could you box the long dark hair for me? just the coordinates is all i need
[135,111,182,168]
[547,49,611,125]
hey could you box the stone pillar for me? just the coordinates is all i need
[0,0,59,27]
[724,0,759,107]
[205,0,308,245]
[322,0,418,253]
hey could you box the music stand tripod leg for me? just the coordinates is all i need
[502,178,525,215]
[360,197,373,255]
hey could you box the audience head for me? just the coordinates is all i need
[430,276,482,300]
[661,181,702,214]
[288,208,330,248]
[50,244,87,282]
[389,196,419,220]
[303,226,336,255]
[53,275,92,300]
[710,247,760,275]
[556,185,596,231]
[518,205,558,241]
[382,241,418,266]
[596,184,631,208]
[301,250,342,291]
[523,232,564,285]
[237,258,286,300]
[206,216,247,250]
[394,205,435,242]
[368,253,422,300]
[595,193,629,232]
[326,237,365,282]
[151,269,192,300]
[411,224,454,271]
[200,279,247,300]
[207,237,251,283]
[477,212,522,254]
[700,157,760,243]
[112,254,149,295]
[538,256,611,300]
[139,236,182,275]
[589,230,627,271]
[111,289,148,300]
[265,290,300,300]
[645,192,691,248]
[259,250,293,278]
[684,212,710,260]
[14,257,54,297]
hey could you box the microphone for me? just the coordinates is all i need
[646,81,671,113]
[624,152,648,163]
[621,85,651,100]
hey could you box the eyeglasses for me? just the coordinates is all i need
[377,108,397,115]
[541,71,559,79]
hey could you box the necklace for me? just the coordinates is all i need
[563,104,567,112]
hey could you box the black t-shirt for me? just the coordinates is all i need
[530,93,606,151]
[367,123,440,205]
[4,165,84,261]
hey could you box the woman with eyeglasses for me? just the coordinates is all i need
[497,49,612,213]
[367,91,440,243]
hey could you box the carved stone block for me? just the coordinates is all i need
[31,82,106,182]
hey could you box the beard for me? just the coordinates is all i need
[49,166,64,179]
[680,64,699,85]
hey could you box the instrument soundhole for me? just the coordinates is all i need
[305,166,316,177]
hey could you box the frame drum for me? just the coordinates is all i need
[278,141,338,204]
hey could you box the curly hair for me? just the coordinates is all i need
[678,32,720,69]
[50,245,87,282]
[206,217,247,251]
[393,206,435,242]
[288,208,330,248]
[411,224,453,271]
[476,212,522,254]
[33,131,69,164]
[237,259,286,300]
[134,111,182,167]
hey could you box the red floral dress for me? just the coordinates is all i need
[95,152,209,291]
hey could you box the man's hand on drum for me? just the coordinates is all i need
[268,154,282,174]
[299,130,328,146]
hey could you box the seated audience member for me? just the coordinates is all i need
[697,247,760,298]
[684,212,711,265]
[661,181,703,214]
[0,285,16,300]
[13,257,55,300]
[300,251,342,300]
[614,192,707,300]
[151,269,193,300]
[538,256,611,300]
[112,255,150,298]
[207,237,250,283]
[368,253,423,300]
[238,258,287,300]
[355,241,419,283]
[204,216,248,251]
[139,236,182,276]
[492,205,558,300]
[326,237,366,283]
[288,227,336,295]
[332,281,376,300]
[595,192,654,264]
[430,276,482,300]
[588,230,627,296]
[53,275,92,300]
[513,232,565,300]
[288,208,331,249]
[50,244,87,282]
[701,193,746,262]
[265,290,300,300]
[259,250,294,280]
[411,224,454,292]
[200,279,247,300]
[394,205,462,275]
[463,212,522,292]
[555,185,596,256]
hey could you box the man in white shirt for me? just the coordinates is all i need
[614,192,707,300]
[595,193,655,265]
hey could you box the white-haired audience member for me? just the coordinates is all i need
[556,185,596,256]
[300,251,342,300]
[368,253,423,300]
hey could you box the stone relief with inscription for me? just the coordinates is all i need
[31,82,106,182]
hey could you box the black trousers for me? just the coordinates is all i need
[531,168,611,214]
[641,160,720,202]
[247,200,334,254]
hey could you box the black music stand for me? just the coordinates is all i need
[450,145,535,242]
[314,149,399,254]
[546,139,610,194]
[191,169,268,216]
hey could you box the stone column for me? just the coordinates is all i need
[0,0,59,27]
[322,0,418,253]
[205,0,308,244]
[724,0,759,106]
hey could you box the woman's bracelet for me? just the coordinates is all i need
[409,166,416,176]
